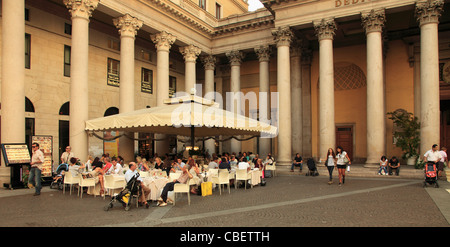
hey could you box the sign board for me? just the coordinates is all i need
[1,144,31,166]
[31,135,53,177]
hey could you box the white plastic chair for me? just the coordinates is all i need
[173,179,190,206]
[78,175,96,198]
[265,161,276,176]
[63,171,79,195]
[235,169,252,190]
[103,175,126,199]
[209,168,219,178]
[212,169,231,195]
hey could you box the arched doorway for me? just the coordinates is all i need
[58,102,70,159]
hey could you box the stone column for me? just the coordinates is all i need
[314,19,337,161]
[180,45,201,95]
[272,26,293,166]
[151,31,176,155]
[255,45,272,158]
[362,9,386,165]
[226,50,245,154]
[0,0,25,184]
[416,0,444,155]
[64,0,99,162]
[201,54,217,155]
[290,40,303,156]
[113,14,143,162]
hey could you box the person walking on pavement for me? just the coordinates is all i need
[325,148,336,184]
[29,142,45,196]
[336,146,351,186]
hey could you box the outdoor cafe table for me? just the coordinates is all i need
[142,176,169,201]
[87,173,125,196]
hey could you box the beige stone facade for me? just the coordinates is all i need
[0,0,449,185]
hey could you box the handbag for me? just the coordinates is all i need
[201,182,212,197]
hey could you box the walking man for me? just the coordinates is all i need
[29,142,44,196]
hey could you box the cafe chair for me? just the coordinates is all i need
[63,171,79,195]
[265,161,277,176]
[78,175,96,199]
[235,169,252,190]
[173,179,191,206]
[212,169,231,195]
[103,175,126,200]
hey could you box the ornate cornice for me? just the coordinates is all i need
[214,15,275,37]
[113,14,143,38]
[201,54,217,70]
[226,50,245,66]
[255,45,272,62]
[415,0,444,26]
[63,0,100,20]
[272,26,293,47]
[150,31,176,51]
[361,9,386,34]
[179,44,202,62]
[313,18,337,41]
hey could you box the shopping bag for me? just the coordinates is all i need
[201,182,212,197]
[347,165,351,172]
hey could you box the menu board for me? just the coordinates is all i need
[31,136,53,177]
[1,144,31,165]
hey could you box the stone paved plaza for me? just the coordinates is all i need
[0,174,449,228]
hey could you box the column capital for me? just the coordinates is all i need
[272,26,293,47]
[113,14,143,38]
[415,0,444,26]
[361,9,386,34]
[150,31,176,52]
[226,50,245,66]
[63,0,99,20]
[254,45,272,62]
[313,18,337,41]
[201,54,216,70]
[179,44,201,62]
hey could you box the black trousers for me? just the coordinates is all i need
[327,166,334,181]
[161,181,179,202]
[388,166,400,176]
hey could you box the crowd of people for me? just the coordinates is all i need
[45,146,276,206]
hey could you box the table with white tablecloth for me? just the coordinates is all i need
[142,176,169,201]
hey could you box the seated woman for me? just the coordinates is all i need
[89,157,106,195]
[188,159,202,194]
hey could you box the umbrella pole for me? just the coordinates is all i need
[191,125,195,148]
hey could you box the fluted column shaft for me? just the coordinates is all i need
[201,54,217,154]
[64,0,99,161]
[416,0,444,154]
[314,19,336,161]
[272,27,293,165]
[362,9,386,165]
[290,41,303,156]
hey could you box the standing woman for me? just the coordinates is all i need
[336,146,351,186]
[325,148,336,184]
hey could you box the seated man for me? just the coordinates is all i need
[158,164,193,207]
[208,157,219,169]
[125,162,150,208]
[238,157,251,171]
[388,156,401,176]
[290,153,303,172]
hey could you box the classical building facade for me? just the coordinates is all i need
[0,0,449,185]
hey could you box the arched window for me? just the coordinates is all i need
[59,101,70,115]
[104,107,119,117]
[25,97,35,112]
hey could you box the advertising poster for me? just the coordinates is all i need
[103,130,119,158]
[32,136,53,177]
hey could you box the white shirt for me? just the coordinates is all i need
[238,161,250,170]
[125,169,142,183]
[336,151,348,165]
[112,163,123,175]
[208,161,219,169]
[424,150,442,162]
[439,150,447,163]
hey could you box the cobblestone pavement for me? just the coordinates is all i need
[0,175,448,227]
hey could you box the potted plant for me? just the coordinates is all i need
[387,110,420,166]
